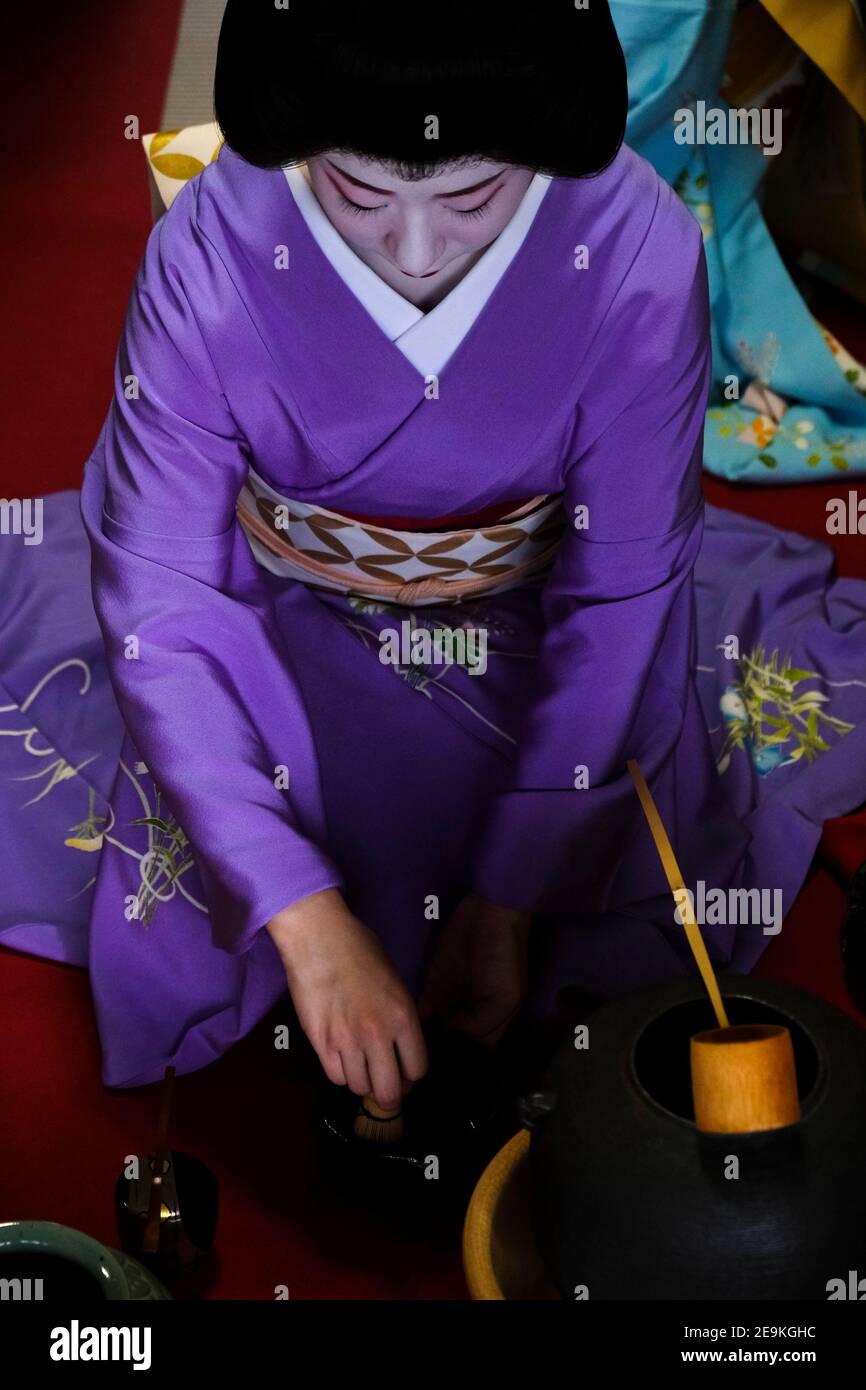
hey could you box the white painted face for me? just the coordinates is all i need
[306,151,535,307]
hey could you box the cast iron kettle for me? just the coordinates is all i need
[525,974,866,1301]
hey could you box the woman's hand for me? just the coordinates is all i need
[267,888,428,1111]
[418,894,532,1046]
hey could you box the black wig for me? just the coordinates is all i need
[214,0,628,180]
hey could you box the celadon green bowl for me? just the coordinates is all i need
[0,1221,171,1300]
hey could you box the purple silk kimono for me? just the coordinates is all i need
[3,143,866,1087]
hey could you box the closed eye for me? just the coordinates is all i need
[337,184,504,220]
[451,186,503,220]
[338,192,387,216]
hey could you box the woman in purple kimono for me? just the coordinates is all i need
[3,2,866,1103]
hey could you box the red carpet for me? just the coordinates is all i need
[1,3,865,1300]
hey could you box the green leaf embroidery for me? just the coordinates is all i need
[716,644,856,776]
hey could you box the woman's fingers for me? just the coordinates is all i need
[365,1040,405,1112]
[364,1000,429,1108]
[319,1049,348,1088]
[339,1048,372,1099]
[277,903,434,1107]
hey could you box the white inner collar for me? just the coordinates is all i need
[283,163,552,378]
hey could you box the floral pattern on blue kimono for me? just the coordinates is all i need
[611,0,866,481]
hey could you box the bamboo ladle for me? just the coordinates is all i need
[627,759,800,1133]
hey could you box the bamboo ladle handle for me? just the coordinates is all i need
[627,760,729,1029]
[626,760,800,1133]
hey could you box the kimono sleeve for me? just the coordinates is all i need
[470,205,712,915]
[82,200,344,954]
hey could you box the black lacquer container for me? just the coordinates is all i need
[527,974,866,1301]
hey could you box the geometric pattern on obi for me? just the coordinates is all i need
[236,465,566,606]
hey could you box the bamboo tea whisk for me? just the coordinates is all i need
[627,760,800,1133]
[353,1094,405,1143]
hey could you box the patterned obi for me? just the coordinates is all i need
[236,466,565,606]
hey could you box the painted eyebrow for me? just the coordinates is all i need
[325,159,507,199]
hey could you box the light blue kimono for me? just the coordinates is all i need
[612,0,866,481]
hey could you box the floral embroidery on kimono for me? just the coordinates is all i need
[716,647,858,776]
[611,0,866,482]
